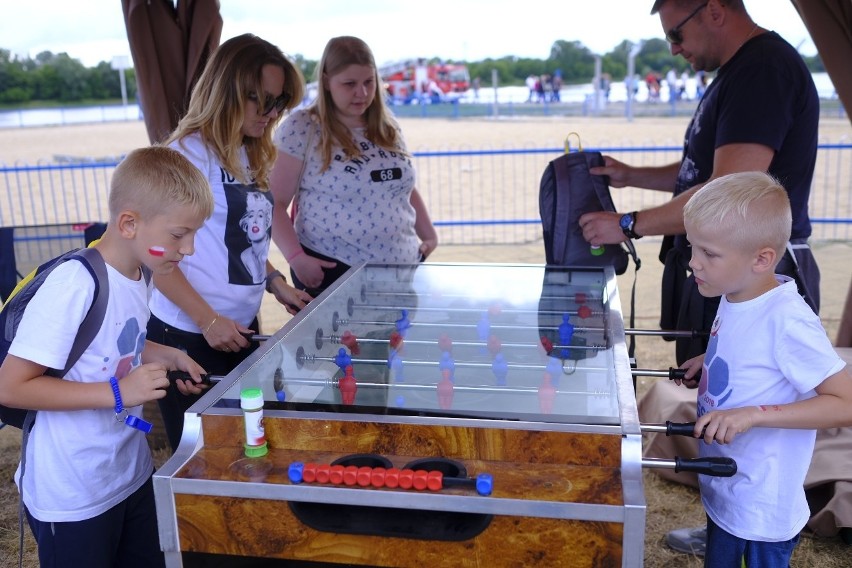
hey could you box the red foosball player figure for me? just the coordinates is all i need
[540,336,554,356]
[437,369,454,409]
[487,334,502,357]
[389,330,404,352]
[340,330,361,355]
[577,305,593,319]
[438,333,452,354]
[538,372,556,414]
[339,365,357,405]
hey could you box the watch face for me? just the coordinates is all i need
[619,213,632,230]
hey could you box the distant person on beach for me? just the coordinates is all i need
[676,171,852,566]
[666,67,679,101]
[270,36,438,297]
[578,0,820,556]
[696,69,709,98]
[526,74,538,102]
[645,71,661,101]
[551,72,563,102]
[680,69,691,100]
[0,147,212,567]
[147,34,312,452]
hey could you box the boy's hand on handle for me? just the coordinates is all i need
[168,349,208,396]
[694,406,759,445]
[203,314,254,353]
[120,363,170,407]
[674,354,704,388]
[291,253,336,290]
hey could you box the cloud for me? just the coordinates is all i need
[1,0,816,67]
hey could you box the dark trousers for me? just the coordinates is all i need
[289,245,351,298]
[26,475,164,568]
[147,315,259,452]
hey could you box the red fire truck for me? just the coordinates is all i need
[381,59,470,103]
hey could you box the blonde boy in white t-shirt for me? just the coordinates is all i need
[0,146,213,567]
[676,171,852,566]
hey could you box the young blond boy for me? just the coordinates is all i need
[677,171,852,566]
[0,146,213,567]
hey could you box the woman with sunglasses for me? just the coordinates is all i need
[270,36,438,297]
[147,33,312,452]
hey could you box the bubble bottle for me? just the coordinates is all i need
[240,388,268,458]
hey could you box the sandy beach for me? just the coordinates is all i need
[3,114,851,163]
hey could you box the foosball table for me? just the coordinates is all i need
[153,262,726,567]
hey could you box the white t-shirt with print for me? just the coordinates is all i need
[9,260,153,522]
[149,133,272,331]
[697,277,846,542]
[274,109,420,266]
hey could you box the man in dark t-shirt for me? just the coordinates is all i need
[577,0,821,557]
[579,0,820,364]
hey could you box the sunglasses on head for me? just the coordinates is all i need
[247,92,291,116]
[666,2,709,45]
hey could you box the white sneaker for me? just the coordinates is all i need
[665,525,707,556]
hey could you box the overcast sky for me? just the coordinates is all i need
[2,0,816,68]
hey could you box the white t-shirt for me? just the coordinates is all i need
[697,277,846,541]
[274,109,420,266]
[149,133,271,331]
[9,260,153,522]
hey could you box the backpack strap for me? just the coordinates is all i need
[549,155,574,265]
[59,247,109,377]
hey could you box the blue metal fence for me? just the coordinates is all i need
[1,142,850,246]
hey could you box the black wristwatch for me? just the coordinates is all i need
[619,211,642,240]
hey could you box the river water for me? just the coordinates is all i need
[0,73,838,129]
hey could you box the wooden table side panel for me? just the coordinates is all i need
[200,414,622,467]
[175,494,624,567]
[176,446,624,505]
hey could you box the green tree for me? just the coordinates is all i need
[547,40,596,84]
[50,53,91,101]
[0,49,35,103]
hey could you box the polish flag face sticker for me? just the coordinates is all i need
[149,246,166,257]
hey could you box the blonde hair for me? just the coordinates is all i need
[167,34,305,189]
[683,171,792,256]
[311,36,406,171]
[110,146,214,221]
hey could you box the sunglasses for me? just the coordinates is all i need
[247,92,291,116]
[666,2,709,45]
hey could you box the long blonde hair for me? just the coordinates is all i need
[311,36,406,171]
[168,34,305,189]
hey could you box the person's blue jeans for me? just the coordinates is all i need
[705,514,799,567]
